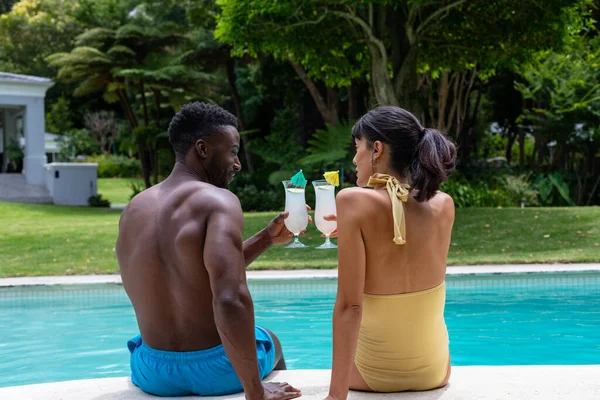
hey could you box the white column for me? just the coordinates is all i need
[0,118,3,155]
[0,111,4,170]
[23,98,46,185]
[3,109,18,173]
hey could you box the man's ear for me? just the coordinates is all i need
[195,139,209,159]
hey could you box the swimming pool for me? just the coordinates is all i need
[0,272,599,387]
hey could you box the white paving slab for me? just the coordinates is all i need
[1,367,599,400]
[0,274,123,287]
[1,264,599,287]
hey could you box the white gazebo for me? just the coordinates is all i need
[0,72,54,185]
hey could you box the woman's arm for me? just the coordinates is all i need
[327,189,367,400]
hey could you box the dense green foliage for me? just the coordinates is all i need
[82,155,141,178]
[1,0,598,207]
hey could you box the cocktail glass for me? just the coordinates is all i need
[282,180,309,248]
[312,179,337,249]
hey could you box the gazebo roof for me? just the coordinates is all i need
[0,72,54,98]
[0,72,53,85]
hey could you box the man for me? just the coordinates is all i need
[116,102,303,399]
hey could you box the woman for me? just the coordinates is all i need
[325,106,457,400]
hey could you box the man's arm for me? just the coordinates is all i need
[243,209,312,268]
[242,211,290,267]
[243,228,272,267]
[202,191,264,400]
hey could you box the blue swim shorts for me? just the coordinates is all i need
[127,326,276,397]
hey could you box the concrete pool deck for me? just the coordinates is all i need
[0,263,599,287]
[1,367,599,399]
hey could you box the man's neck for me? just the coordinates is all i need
[168,160,210,184]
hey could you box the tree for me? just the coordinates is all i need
[84,111,118,154]
[175,0,279,171]
[0,0,82,76]
[46,97,75,135]
[485,70,525,167]
[216,0,583,131]
[0,0,17,14]
[0,0,143,135]
[216,0,367,126]
[179,27,258,171]
[516,26,600,205]
[417,1,587,160]
[47,16,219,187]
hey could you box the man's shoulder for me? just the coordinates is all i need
[120,186,155,218]
[123,181,242,218]
[183,183,242,214]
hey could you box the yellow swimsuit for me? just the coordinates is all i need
[354,174,450,392]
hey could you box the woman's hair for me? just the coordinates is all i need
[351,106,457,202]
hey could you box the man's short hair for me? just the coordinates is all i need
[168,102,238,157]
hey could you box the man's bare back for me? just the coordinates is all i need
[117,178,232,351]
[116,102,302,399]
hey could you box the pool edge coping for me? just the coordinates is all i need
[0,263,599,287]
[1,367,600,399]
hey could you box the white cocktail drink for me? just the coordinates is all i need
[282,180,309,248]
[285,188,309,235]
[312,180,337,249]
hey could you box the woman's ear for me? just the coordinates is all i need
[372,140,384,161]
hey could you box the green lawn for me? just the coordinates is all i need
[0,202,598,277]
[97,178,144,205]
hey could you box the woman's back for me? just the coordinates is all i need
[354,187,455,295]
[326,106,457,399]
[344,184,455,392]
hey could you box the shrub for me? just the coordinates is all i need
[230,184,282,212]
[229,171,318,212]
[88,194,111,208]
[129,182,145,201]
[80,155,141,178]
[56,129,100,160]
[502,175,539,207]
[534,172,576,206]
[441,175,512,208]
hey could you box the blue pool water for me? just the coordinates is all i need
[0,273,599,387]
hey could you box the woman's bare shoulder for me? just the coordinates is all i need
[429,190,455,219]
[336,187,383,223]
[336,187,380,204]
[426,189,452,202]
[432,190,454,207]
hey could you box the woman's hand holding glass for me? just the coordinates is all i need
[320,215,337,238]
